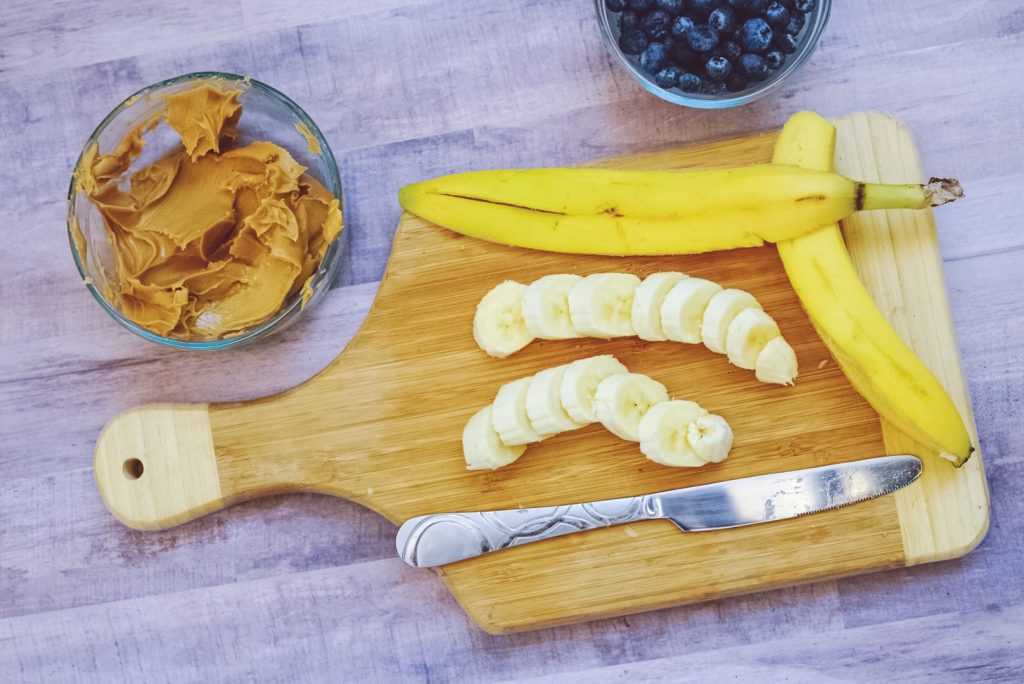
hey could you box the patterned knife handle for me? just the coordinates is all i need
[396,494,659,568]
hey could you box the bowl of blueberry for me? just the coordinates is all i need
[598,0,829,108]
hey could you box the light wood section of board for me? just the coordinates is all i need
[833,113,989,564]
[91,113,987,633]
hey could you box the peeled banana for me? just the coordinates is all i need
[773,111,973,465]
[461,355,733,469]
[474,273,798,385]
[399,166,962,256]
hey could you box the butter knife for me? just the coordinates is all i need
[396,454,922,568]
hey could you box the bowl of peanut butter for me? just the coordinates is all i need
[68,72,344,348]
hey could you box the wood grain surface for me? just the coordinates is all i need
[2,0,1023,680]
[91,114,986,634]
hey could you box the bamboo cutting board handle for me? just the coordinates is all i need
[95,404,227,530]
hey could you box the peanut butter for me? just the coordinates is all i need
[77,82,342,339]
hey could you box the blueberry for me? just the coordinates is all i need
[708,6,737,33]
[655,0,685,13]
[764,49,785,68]
[686,25,720,52]
[794,0,815,11]
[619,29,649,55]
[744,0,767,14]
[774,31,798,53]
[619,11,640,32]
[727,0,746,7]
[640,10,672,40]
[785,12,805,35]
[627,0,655,11]
[739,18,772,53]
[689,0,718,19]
[725,73,748,91]
[701,79,726,94]
[639,41,670,72]
[654,65,684,88]
[677,71,703,92]
[739,52,770,80]
[671,15,695,38]
[605,0,627,10]
[764,2,791,29]
[705,55,732,81]
[670,42,699,66]
[720,39,742,61]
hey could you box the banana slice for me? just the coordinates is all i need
[701,288,763,354]
[568,273,641,338]
[631,272,688,341]
[522,274,583,339]
[474,280,534,358]
[593,372,669,442]
[725,308,781,370]
[687,414,734,464]
[560,354,629,423]
[660,277,723,344]
[463,406,527,470]
[526,365,586,435]
[754,336,799,385]
[638,400,708,467]
[492,377,548,445]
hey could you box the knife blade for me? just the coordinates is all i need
[396,455,922,568]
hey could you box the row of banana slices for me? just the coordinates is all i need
[474,272,798,385]
[463,354,733,470]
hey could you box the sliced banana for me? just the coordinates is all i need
[473,280,534,358]
[463,406,527,470]
[568,273,641,338]
[522,274,583,339]
[701,288,763,354]
[526,364,586,435]
[687,414,734,464]
[593,372,669,442]
[631,272,688,341]
[754,336,799,386]
[492,377,548,446]
[638,400,708,467]
[660,277,723,344]
[560,354,629,423]
[726,308,781,370]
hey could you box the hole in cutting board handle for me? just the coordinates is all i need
[122,458,144,480]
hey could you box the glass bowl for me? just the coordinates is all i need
[595,0,831,109]
[67,71,345,349]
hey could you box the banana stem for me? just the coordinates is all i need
[859,177,964,211]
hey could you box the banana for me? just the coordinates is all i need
[492,377,548,446]
[687,414,734,464]
[526,364,587,435]
[755,337,799,386]
[660,277,722,344]
[725,308,781,371]
[473,280,533,358]
[631,272,688,341]
[638,400,708,467]
[463,406,527,470]
[593,372,669,442]
[701,289,762,354]
[522,274,582,339]
[398,166,961,256]
[560,354,630,423]
[773,111,973,465]
[568,273,641,338]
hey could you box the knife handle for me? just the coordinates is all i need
[396,494,659,568]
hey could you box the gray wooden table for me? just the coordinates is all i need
[2,1,1022,681]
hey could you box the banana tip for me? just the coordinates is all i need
[924,177,964,206]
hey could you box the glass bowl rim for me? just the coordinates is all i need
[594,0,832,109]
[66,71,345,350]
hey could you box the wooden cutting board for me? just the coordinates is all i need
[93,112,989,634]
